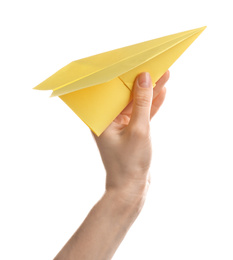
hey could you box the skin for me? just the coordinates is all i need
[54,71,170,260]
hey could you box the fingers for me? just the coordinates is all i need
[120,71,170,116]
[150,71,169,119]
[111,71,169,136]
[152,70,170,99]
[113,114,130,125]
[150,87,166,120]
[127,72,153,131]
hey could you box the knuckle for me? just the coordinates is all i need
[129,124,150,138]
[135,94,151,108]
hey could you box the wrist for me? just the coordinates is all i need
[104,182,149,217]
[105,170,151,207]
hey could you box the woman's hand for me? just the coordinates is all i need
[54,71,170,260]
[92,71,169,203]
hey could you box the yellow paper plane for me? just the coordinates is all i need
[34,26,206,136]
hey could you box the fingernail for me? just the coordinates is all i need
[138,72,150,88]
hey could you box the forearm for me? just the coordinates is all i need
[54,188,147,260]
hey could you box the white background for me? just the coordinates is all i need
[0,0,232,259]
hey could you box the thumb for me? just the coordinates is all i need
[128,72,153,130]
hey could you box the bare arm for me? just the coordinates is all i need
[54,71,169,260]
[54,189,145,260]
